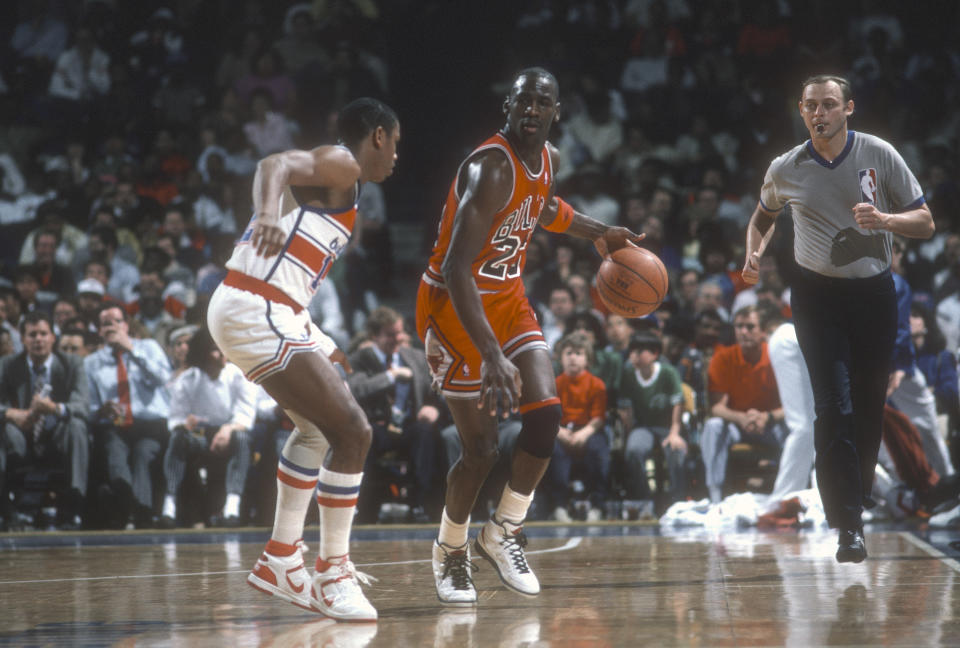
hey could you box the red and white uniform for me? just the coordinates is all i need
[416,132,553,398]
[208,185,357,383]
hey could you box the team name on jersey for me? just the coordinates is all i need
[478,194,544,281]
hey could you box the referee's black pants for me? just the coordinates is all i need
[791,268,896,531]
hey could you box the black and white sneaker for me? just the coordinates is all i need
[474,516,540,595]
[432,540,478,605]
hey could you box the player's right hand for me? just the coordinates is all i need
[741,251,761,284]
[478,353,522,418]
[250,220,286,257]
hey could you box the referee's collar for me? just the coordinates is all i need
[806,130,855,169]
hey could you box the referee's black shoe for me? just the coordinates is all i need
[836,528,867,563]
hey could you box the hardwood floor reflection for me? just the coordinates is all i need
[0,525,958,646]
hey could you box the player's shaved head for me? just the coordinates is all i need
[512,67,559,100]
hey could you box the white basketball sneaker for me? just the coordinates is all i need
[432,540,478,605]
[310,554,378,621]
[247,543,313,611]
[474,516,540,596]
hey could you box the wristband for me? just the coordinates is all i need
[542,197,574,233]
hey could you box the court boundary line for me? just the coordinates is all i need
[0,537,582,585]
[900,531,960,574]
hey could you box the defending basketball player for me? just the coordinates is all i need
[207,98,400,621]
[415,68,643,605]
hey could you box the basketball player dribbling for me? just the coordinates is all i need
[207,98,399,621]
[415,67,644,605]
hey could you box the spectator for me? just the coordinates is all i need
[18,200,88,269]
[31,227,76,300]
[243,88,299,157]
[618,331,688,510]
[85,303,171,528]
[699,305,786,502]
[13,265,50,315]
[125,267,187,347]
[911,305,960,468]
[543,332,609,522]
[0,311,89,530]
[0,287,24,350]
[604,313,635,360]
[347,306,445,523]
[756,303,817,508]
[148,238,196,307]
[563,310,624,400]
[75,278,107,331]
[307,277,350,351]
[57,328,92,358]
[165,324,198,384]
[50,296,78,336]
[0,328,14,358]
[888,242,954,478]
[234,47,296,112]
[566,164,621,227]
[160,326,256,528]
[158,204,206,271]
[85,225,139,304]
[47,25,110,102]
[541,284,577,350]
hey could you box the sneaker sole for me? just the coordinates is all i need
[836,549,867,563]
[473,538,540,597]
[308,599,378,622]
[247,572,315,612]
[435,586,478,607]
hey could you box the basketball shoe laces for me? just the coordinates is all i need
[499,527,531,574]
[442,550,478,590]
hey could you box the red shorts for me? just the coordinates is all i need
[415,279,548,399]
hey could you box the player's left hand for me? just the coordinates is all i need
[853,203,889,230]
[250,220,287,257]
[594,226,645,258]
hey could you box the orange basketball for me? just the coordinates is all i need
[596,246,669,318]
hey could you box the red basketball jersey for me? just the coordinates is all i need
[422,132,553,294]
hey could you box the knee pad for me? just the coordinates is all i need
[517,399,562,459]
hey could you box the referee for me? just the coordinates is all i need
[741,75,934,563]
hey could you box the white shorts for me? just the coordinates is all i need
[208,284,337,384]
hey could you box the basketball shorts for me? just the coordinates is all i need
[208,283,337,384]
[415,279,548,399]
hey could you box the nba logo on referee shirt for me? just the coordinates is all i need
[859,168,878,204]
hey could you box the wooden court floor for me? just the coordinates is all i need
[1,522,959,647]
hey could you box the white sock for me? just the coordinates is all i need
[495,484,534,525]
[438,507,470,547]
[162,494,176,519]
[272,447,320,545]
[316,468,362,561]
[223,493,241,518]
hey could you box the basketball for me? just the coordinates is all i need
[596,246,669,318]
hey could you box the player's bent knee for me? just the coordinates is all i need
[518,400,562,459]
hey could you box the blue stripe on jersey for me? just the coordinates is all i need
[264,208,307,283]
[279,454,320,477]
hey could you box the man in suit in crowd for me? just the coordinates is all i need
[348,306,445,523]
[0,311,89,530]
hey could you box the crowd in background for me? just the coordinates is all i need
[1,0,959,530]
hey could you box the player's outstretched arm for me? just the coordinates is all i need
[250,146,361,257]
[441,151,522,416]
[539,146,643,258]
